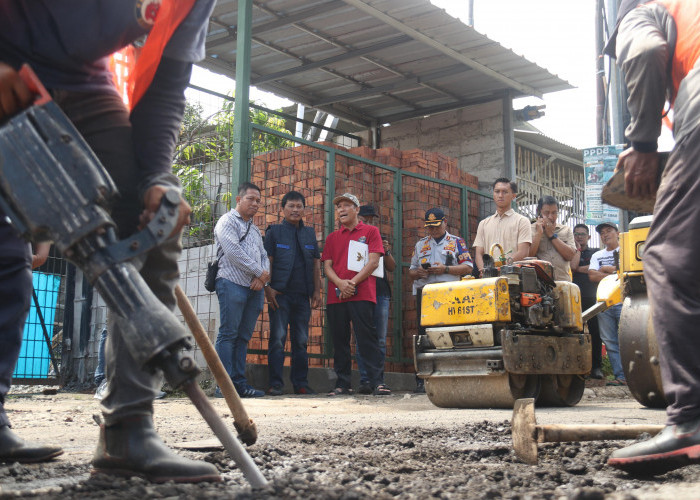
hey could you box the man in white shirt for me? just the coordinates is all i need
[474,178,531,274]
[588,222,624,386]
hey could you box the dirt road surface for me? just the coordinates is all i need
[1,386,698,499]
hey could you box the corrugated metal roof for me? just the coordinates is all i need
[203,0,572,127]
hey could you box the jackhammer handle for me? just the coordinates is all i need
[174,285,258,445]
[537,424,664,444]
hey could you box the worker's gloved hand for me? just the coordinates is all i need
[0,63,34,122]
[139,185,191,237]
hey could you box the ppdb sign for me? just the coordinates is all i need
[582,145,624,226]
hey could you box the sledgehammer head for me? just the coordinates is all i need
[512,398,539,465]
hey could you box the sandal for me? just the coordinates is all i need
[606,378,627,386]
[327,387,353,396]
[373,384,392,396]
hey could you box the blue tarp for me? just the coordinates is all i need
[13,272,60,379]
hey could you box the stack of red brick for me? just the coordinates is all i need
[243,143,480,376]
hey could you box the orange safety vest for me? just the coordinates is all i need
[655,0,700,105]
[112,0,197,109]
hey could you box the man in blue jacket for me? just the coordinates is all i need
[264,191,322,395]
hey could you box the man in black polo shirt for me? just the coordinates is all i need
[264,191,321,395]
[570,224,603,379]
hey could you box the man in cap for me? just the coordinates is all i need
[473,178,532,274]
[321,194,389,396]
[409,208,473,391]
[605,0,700,474]
[354,205,396,394]
[587,222,624,386]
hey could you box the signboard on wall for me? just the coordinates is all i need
[582,145,624,226]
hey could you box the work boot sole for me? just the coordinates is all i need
[0,448,64,464]
[91,467,221,484]
[608,443,700,475]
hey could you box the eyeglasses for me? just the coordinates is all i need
[573,232,588,236]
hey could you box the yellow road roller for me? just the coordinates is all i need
[414,259,591,408]
[599,215,665,408]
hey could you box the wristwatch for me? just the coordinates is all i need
[444,266,450,274]
[548,233,558,241]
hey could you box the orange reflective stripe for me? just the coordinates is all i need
[655,0,700,104]
[130,0,197,109]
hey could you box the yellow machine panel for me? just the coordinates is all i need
[421,277,511,327]
[620,218,650,273]
[553,281,583,330]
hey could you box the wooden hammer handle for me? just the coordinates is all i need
[537,424,664,444]
[174,285,256,439]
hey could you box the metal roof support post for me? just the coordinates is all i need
[502,92,516,182]
[232,0,253,188]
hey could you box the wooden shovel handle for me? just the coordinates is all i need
[174,285,257,444]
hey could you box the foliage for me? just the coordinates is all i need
[173,98,294,246]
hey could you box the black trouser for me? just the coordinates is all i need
[327,301,382,389]
[0,231,32,427]
[581,296,602,371]
[50,91,180,425]
[644,126,700,425]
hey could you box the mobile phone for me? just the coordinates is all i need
[335,288,341,297]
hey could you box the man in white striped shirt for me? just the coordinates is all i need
[213,182,270,398]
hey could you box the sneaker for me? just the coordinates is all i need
[294,385,317,395]
[414,380,426,394]
[238,386,264,398]
[608,418,700,475]
[155,391,167,400]
[358,383,373,395]
[94,379,108,401]
[213,387,224,398]
[268,385,284,396]
[590,368,604,379]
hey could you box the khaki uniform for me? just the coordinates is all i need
[530,223,575,281]
[473,209,532,262]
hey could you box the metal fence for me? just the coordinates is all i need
[174,86,495,374]
[13,250,65,385]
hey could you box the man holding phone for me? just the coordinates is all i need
[409,208,472,391]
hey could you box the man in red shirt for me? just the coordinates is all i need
[322,193,390,396]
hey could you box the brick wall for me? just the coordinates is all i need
[244,143,479,374]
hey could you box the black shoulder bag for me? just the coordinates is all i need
[204,221,252,292]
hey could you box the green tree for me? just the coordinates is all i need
[173,97,294,246]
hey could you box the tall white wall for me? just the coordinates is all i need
[380,100,506,190]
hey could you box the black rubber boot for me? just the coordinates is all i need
[92,416,221,483]
[0,425,63,463]
[608,416,700,475]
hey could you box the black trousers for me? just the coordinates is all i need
[327,301,382,389]
[581,296,602,371]
[644,126,700,425]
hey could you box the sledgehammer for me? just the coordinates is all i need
[175,285,258,446]
[512,398,663,465]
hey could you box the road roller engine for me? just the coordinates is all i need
[414,258,591,409]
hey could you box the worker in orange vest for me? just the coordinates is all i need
[605,0,700,474]
[0,1,219,483]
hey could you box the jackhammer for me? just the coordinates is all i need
[0,66,266,488]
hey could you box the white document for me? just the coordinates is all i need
[347,240,384,278]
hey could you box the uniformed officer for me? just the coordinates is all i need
[409,208,473,391]
[409,208,473,295]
